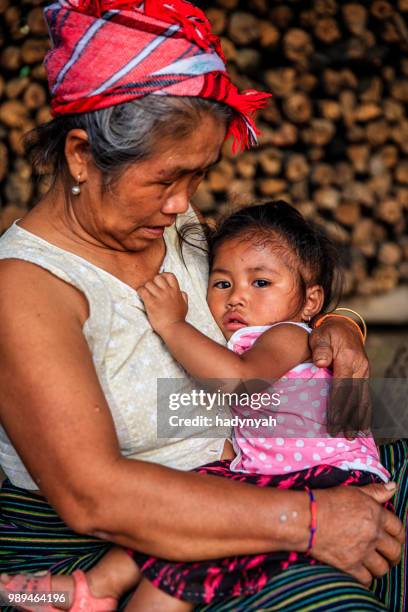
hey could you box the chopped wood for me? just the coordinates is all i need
[264,68,296,97]
[311,162,336,185]
[258,178,288,196]
[376,199,403,224]
[360,77,383,102]
[302,119,335,146]
[5,76,29,99]
[269,5,293,30]
[228,12,259,45]
[1,0,407,299]
[27,7,48,35]
[21,39,49,64]
[371,1,394,19]
[347,144,370,173]
[192,181,215,212]
[314,186,341,209]
[235,48,261,72]
[1,46,21,71]
[283,29,314,64]
[391,80,408,102]
[0,141,8,181]
[267,123,298,147]
[319,99,341,121]
[23,82,46,109]
[227,179,255,207]
[285,153,309,182]
[366,121,390,147]
[395,161,408,184]
[0,100,28,127]
[378,243,403,265]
[290,179,309,201]
[314,18,341,44]
[236,152,257,179]
[216,0,238,9]
[354,103,382,122]
[283,92,313,123]
[342,3,368,35]
[258,148,282,176]
[334,203,361,226]
[259,21,279,47]
[206,8,226,35]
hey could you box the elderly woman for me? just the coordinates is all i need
[0,1,406,611]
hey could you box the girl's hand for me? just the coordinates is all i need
[138,273,188,336]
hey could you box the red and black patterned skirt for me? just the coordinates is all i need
[133,460,384,605]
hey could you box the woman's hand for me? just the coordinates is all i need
[313,483,404,585]
[138,272,188,336]
[309,317,369,378]
[310,317,370,435]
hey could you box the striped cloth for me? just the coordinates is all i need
[0,439,406,611]
[43,0,271,151]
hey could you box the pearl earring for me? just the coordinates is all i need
[71,175,81,196]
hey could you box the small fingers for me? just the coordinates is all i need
[150,274,172,290]
[139,281,161,298]
[160,272,179,288]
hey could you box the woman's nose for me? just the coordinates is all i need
[162,190,189,215]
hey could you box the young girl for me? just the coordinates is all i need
[0,201,389,611]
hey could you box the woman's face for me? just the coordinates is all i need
[70,113,226,252]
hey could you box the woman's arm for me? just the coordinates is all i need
[138,272,310,381]
[0,261,403,586]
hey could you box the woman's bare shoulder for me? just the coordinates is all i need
[0,258,88,324]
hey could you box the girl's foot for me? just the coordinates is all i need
[0,546,140,611]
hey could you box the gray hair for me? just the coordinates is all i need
[25,95,233,188]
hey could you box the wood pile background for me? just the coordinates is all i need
[0,0,408,297]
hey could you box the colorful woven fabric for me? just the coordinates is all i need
[133,462,381,605]
[43,0,271,151]
[0,441,406,611]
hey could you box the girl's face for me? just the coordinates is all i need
[207,236,309,340]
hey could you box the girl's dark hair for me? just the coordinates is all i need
[192,200,344,317]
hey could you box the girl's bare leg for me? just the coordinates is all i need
[0,546,139,610]
[125,577,192,611]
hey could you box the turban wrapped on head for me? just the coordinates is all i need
[43,0,271,151]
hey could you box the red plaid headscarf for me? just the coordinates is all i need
[44,0,271,151]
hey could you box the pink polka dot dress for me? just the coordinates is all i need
[227,322,389,483]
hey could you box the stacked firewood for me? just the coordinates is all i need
[193,0,408,296]
[0,0,51,230]
[1,0,408,296]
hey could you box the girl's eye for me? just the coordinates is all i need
[253,279,271,288]
[159,180,174,186]
[213,280,231,289]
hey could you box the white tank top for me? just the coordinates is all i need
[0,209,228,489]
